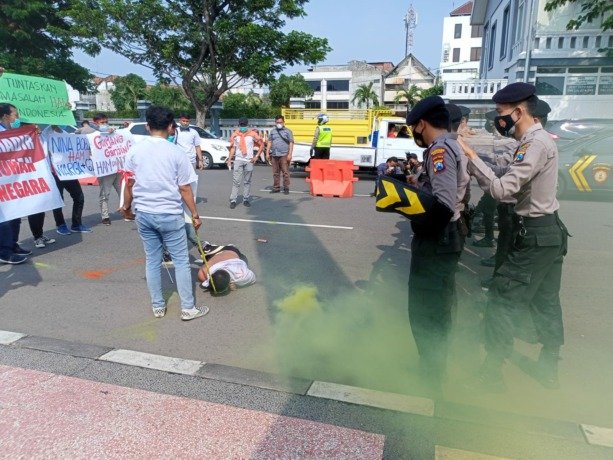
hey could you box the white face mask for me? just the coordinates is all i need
[276,123,283,129]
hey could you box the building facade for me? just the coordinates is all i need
[384,54,437,111]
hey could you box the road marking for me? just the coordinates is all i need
[98,349,203,375]
[307,381,434,416]
[258,189,372,197]
[463,247,480,257]
[0,330,26,345]
[459,262,478,274]
[581,424,613,448]
[435,446,512,459]
[201,216,354,230]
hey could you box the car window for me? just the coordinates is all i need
[130,124,150,136]
[191,126,216,139]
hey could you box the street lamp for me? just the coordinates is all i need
[210,100,223,137]
[136,100,152,121]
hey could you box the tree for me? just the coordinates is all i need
[420,83,444,98]
[110,74,147,116]
[394,85,422,112]
[351,82,380,109]
[220,92,275,119]
[69,1,330,126]
[268,74,314,108]
[0,0,94,92]
[147,84,194,115]
[544,0,613,56]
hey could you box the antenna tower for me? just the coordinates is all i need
[404,3,417,57]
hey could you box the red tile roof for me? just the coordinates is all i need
[450,1,473,16]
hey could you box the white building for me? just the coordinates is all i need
[440,1,483,84]
[384,54,436,110]
[460,0,613,119]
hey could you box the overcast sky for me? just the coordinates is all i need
[72,0,459,83]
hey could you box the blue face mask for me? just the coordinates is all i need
[10,119,21,129]
[167,135,176,143]
[98,124,109,133]
[239,127,248,133]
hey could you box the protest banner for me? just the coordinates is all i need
[87,130,135,177]
[0,126,64,223]
[46,132,95,180]
[0,72,76,126]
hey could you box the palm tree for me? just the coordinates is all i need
[394,85,422,114]
[351,82,380,109]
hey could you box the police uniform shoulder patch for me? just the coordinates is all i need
[430,147,447,174]
[515,143,530,162]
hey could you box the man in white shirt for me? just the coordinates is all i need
[120,106,207,321]
[176,114,203,170]
[197,244,256,295]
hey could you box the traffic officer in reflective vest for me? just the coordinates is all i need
[463,83,569,391]
[311,113,332,159]
[406,96,469,392]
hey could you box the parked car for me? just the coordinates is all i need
[548,119,613,148]
[125,122,230,169]
[557,128,612,200]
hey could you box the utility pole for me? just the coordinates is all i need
[404,4,417,57]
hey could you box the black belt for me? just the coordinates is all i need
[516,213,557,227]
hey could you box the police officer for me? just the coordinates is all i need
[310,114,332,159]
[463,83,568,391]
[406,96,469,391]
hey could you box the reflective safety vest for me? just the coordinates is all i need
[316,126,333,148]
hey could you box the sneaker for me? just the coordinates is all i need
[473,237,495,248]
[243,200,251,207]
[270,189,280,194]
[34,236,56,248]
[0,253,28,265]
[229,201,236,209]
[70,224,93,233]
[153,306,167,318]
[56,224,71,236]
[102,218,111,225]
[124,216,135,222]
[283,188,290,195]
[194,258,204,265]
[181,306,209,321]
[13,245,32,256]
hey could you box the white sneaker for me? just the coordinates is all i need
[181,306,209,321]
[34,236,56,248]
[153,306,167,318]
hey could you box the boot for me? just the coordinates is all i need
[537,346,560,389]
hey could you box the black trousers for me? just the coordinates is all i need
[494,203,515,272]
[313,147,330,160]
[409,222,464,379]
[485,214,568,359]
[475,193,496,240]
[52,175,84,227]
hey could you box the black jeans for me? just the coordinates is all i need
[475,193,496,240]
[313,147,330,160]
[52,175,84,227]
[494,203,515,272]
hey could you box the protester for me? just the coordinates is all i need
[120,105,207,321]
[226,118,264,209]
[0,103,31,264]
[265,115,294,194]
[197,244,256,295]
[176,114,204,170]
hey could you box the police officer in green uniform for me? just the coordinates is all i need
[406,96,469,391]
[311,114,332,159]
[464,83,569,391]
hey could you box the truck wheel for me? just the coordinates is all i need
[202,152,213,169]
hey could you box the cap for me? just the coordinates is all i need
[533,98,552,118]
[445,103,463,124]
[492,82,536,104]
[238,118,248,126]
[406,96,447,126]
[458,105,471,118]
[485,110,497,121]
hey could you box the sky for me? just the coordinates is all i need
[72,0,460,83]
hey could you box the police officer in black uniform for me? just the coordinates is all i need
[406,96,469,391]
[463,84,569,391]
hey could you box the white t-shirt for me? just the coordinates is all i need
[201,258,256,289]
[125,137,194,215]
[175,128,202,164]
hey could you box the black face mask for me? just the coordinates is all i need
[412,126,426,148]
[179,126,190,131]
[494,109,518,137]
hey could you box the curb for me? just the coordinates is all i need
[0,329,611,449]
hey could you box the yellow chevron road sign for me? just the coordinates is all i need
[569,155,597,192]
[376,179,426,216]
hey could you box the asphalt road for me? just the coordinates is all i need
[1,164,613,456]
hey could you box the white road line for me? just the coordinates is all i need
[258,189,372,197]
[581,424,613,448]
[435,446,512,459]
[0,330,26,345]
[459,262,478,275]
[307,381,434,416]
[201,216,354,230]
[98,349,203,375]
[464,247,481,257]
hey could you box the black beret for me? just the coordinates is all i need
[407,96,447,126]
[533,98,552,118]
[485,110,497,121]
[445,103,463,124]
[492,82,536,104]
[458,105,471,118]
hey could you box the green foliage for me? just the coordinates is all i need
[351,82,380,109]
[147,84,194,116]
[68,0,330,125]
[220,92,276,119]
[394,85,422,110]
[420,83,444,98]
[545,0,613,56]
[110,73,147,113]
[268,74,313,108]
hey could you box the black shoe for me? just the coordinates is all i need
[243,200,251,207]
[270,189,280,194]
[480,256,496,267]
[283,189,290,195]
[229,201,236,209]
[13,245,32,256]
[102,218,111,225]
[0,253,28,265]
[473,237,495,248]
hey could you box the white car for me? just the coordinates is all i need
[126,122,230,169]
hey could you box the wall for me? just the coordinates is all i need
[440,14,482,82]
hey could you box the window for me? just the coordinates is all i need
[130,124,149,136]
[500,5,510,59]
[306,80,321,92]
[305,101,321,109]
[570,37,576,49]
[583,37,590,48]
[568,67,598,74]
[327,101,349,109]
[471,25,483,38]
[558,37,564,49]
[535,77,564,95]
[488,22,497,69]
[470,47,482,61]
[453,48,461,62]
[326,80,349,91]
[609,36,613,48]
[512,0,525,46]
[454,23,462,39]
[595,36,602,48]
[546,37,552,49]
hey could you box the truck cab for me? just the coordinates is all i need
[372,118,424,166]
